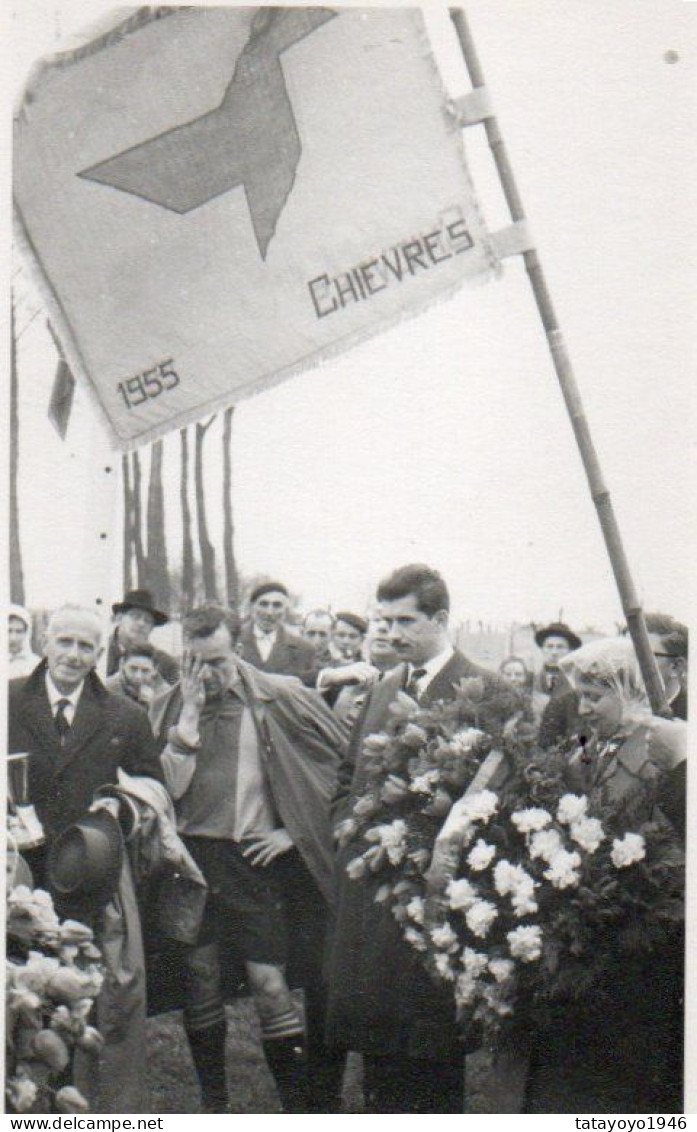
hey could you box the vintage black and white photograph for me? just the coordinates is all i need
[5,0,693,1117]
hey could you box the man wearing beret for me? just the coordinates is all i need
[534,621,582,748]
[106,588,179,688]
[240,582,316,686]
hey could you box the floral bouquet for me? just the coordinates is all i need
[6,886,105,1114]
[342,683,684,1050]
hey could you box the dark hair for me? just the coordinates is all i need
[376,564,449,616]
[249,581,288,604]
[182,604,241,644]
[628,612,689,659]
[121,642,156,662]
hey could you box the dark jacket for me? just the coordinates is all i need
[106,630,180,686]
[240,622,317,687]
[538,684,581,749]
[326,650,497,1059]
[8,661,164,841]
[150,659,347,906]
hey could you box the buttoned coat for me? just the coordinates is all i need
[8,661,164,841]
[326,650,497,1059]
[240,621,317,687]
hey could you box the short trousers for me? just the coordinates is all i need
[184,836,323,967]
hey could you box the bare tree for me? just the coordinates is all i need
[131,450,147,586]
[180,428,195,611]
[9,298,25,605]
[121,453,134,592]
[195,417,218,601]
[222,407,239,609]
[146,439,170,607]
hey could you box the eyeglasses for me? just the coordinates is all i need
[652,651,676,659]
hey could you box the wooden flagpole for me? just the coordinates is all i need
[450,7,670,716]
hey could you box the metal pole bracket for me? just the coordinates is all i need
[453,87,494,127]
[491,220,535,260]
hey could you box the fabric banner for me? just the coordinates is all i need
[14,6,499,449]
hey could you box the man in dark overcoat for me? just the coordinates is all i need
[8,604,164,853]
[325,564,497,1113]
[240,581,316,686]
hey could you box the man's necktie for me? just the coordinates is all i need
[405,667,427,699]
[54,699,71,744]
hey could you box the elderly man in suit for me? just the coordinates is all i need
[326,564,496,1113]
[240,581,316,686]
[8,604,164,851]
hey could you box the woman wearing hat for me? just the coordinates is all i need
[107,588,179,686]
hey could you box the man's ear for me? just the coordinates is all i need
[433,609,449,629]
[672,656,687,679]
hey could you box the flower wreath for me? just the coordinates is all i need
[341,679,684,1049]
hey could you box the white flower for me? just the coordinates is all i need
[465,900,498,939]
[402,723,429,748]
[569,816,605,855]
[455,972,479,1006]
[556,793,588,825]
[467,839,496,871]
[8,985,42,1013]
[462,790,498,823]
[404,927,427,952]
[345,856,367,880]
[409,769,440,795]
[488,957,515,983]
[507,925,543,962]
[434,952,456,981]
[494,860,521,896]
[362,732,391,752]
[406,896,425,925]
[430,922,459,951]
[21,952,61,996]
[528,828,564,863]
[462,947,489,976]
[446,877,478,911]
[610,832,646,868]
[366,819,408,864]
[450,728,486,754]
[511,807,552,834]
[543,849,582,889]
[7,1075,38,1113]
[511,885,539,918]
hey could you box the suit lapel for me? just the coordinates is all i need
[268,625,290,670]
[17,683,57,752]
[421,651,475,706]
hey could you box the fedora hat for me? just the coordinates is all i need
[534,621,582,652]
[48,809,123,912]
[112,588,169,627]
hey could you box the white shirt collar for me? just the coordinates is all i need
[45,671,84,711]
[253,624,278,641]
[410,644,454,692]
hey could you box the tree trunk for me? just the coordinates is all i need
[146,440,170,607]
[131,450,147,586]
[122,454,134,592]
[222,407,239,609]
[10,299,25,605]
[180,428,195,611]
[195,417,218,601]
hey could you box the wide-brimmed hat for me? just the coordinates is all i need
[48,809,123,912]
[534,621,582,651]
[112,588,169,627]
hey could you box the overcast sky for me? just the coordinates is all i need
[8,0,695,631]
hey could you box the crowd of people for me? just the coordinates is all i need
[6,566,688,1113]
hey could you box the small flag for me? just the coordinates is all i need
[46,320,76,438]
[15,7,499,449]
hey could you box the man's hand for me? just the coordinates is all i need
[241,828,293,867]
[319,662,381,690]
[178,651,205,744]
